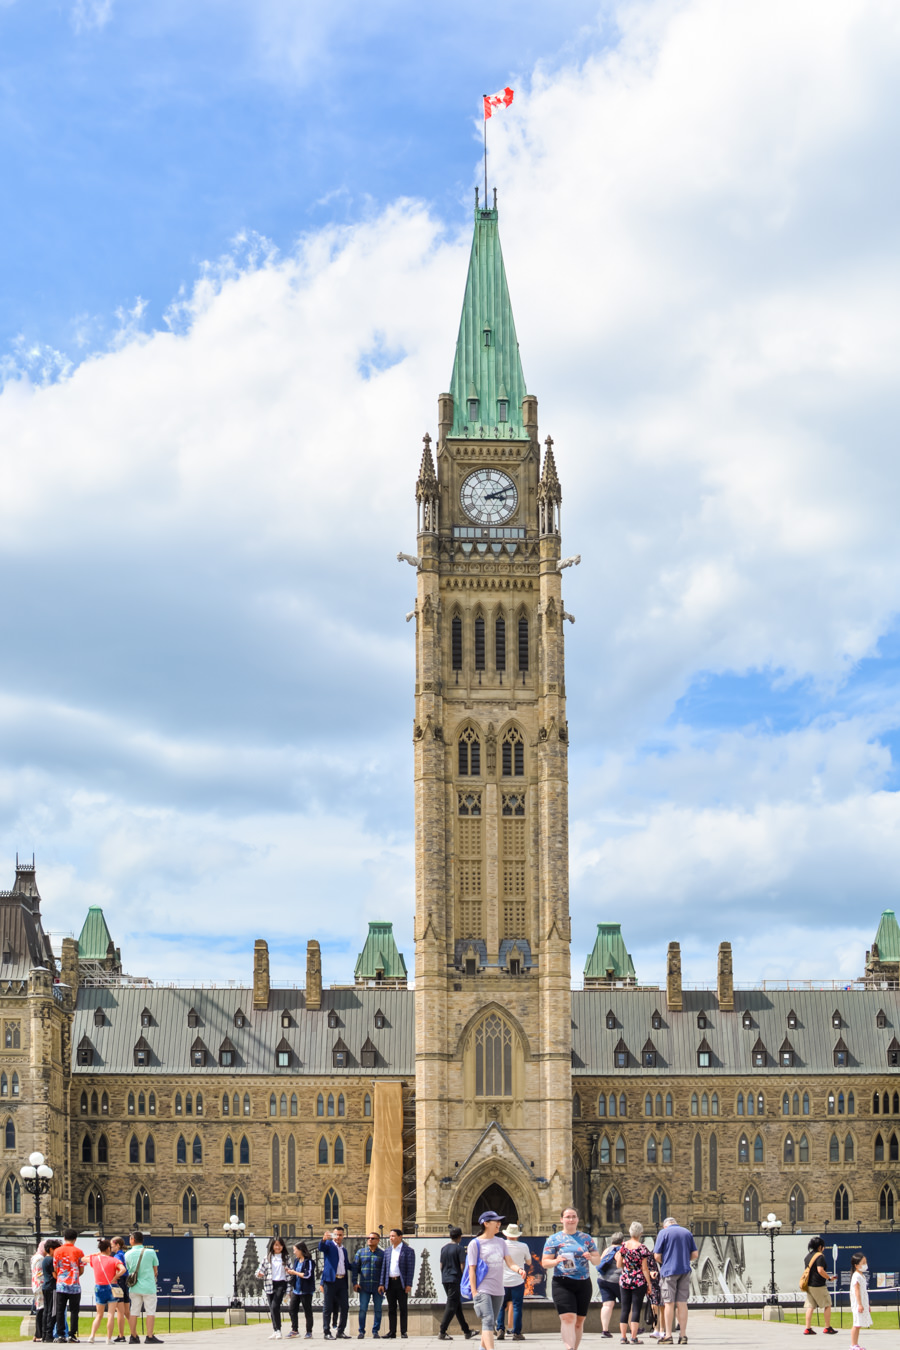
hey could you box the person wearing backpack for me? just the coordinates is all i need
[597,1233,624,1339]
[801,1238,836,1336]
[465,1213,526,1350]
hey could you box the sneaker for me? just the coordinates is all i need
[823,1332,838,1337]
[804,1332,817,1337]
[129,1340,141,1346]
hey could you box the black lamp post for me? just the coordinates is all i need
[223,1214,246,1308]
[19,1152,53,1243]
[760,1212,782,1307]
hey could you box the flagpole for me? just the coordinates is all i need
[483,96,488,208]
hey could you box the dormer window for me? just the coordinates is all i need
[832,1010,842,1029]
[332,1036,349,1069]
[483,327,491,348]
[327,1011,339,1030]
[888,1037,900,1067]
[614,1038,629,1069]
[606,1011,616,1030]
[281,1011,291,1029]
[642,1039,657,1068]
[374,1010,385,1030]
[219,1039,235,1068]
[651,1010,662,1031]
[509,956,521,976]
[752,1037,768,1068]
[141,1008,152,1028]
[787,1009,798,1029]
[187,1008,199,1028]
[468,398,479,421]
[191,1036,208,1068]
[93,1008,105,1027]
[234,1009,246,1029]
[77,1035,94,1066]
[497,399,508,422]
[133,1036,150,1068]
[360,1037,377,1069]
[834,1037,848,1067]
[697,1037,712,1068]
[780,1038,795,1068]
[742,1011,752,1030]
[1,948,9,964]
[697,1012,708,1030]
[877,1010,888,1030]
[275,1038,292,1069]
[465,957,477,976]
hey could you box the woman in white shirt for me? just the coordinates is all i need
[258,1236,291,1339]
[498,1224,531,1341]
[849,1252,872,1349]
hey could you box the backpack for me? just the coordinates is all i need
[799,1254,818,1293]
[460,1240,488,1300]
[599,1246,620,1282]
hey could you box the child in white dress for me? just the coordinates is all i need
[849,1252,872,1349]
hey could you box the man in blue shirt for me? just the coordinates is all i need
[320,1228,351,1339]
[653,1217,697,1345]
[353,1234,385,1340]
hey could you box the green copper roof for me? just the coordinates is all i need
[448,205,528,439]
[354,922,407,981]
[584,923,636,981]
[78,906,114,961]
[874,910,900,962]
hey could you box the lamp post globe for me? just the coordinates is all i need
[20,1152,52,1242]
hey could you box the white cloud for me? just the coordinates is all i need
[3,0,900,982]
[72,0,114,32]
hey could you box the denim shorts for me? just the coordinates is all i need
[94,1284,114,1306]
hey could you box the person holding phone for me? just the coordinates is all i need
[541,1209,601,1350]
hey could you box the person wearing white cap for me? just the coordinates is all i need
[497,1224,530,1342]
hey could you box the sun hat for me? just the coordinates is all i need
[502,1224,523,1239]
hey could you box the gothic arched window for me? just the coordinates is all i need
[327,1093,335,1117]
[365,1136,373,1166]
[790,1186,805,1223]
[799,1134,809,1163]
[666,1093,673,1116]
[615,1135,626,1165]
[845,1133,854,1163]
[291,1094,298,1117]
[324,1188,339,1224]
[135,1187,150,1226]
[876,1133,885,1162]
[803,1092,810,1115]
[495,616,506,672]
[288,1134,296,1192]
[517,615,529,673]
[709,1133,717,1190]
[458,726,481,777]
[97,1134,108,1164]
[743,1186,759,1223]
[880,1185,894,1222]
[474,615,485,671]
[4,1120,14,1151]
[82,1135,92,1164]
[230,1189,245,1223]
[192,1134,202,1165]
[364,1094,372,1117]
[318,1137,328,1166]
[87,1189,103,1225]
[338,1095,345,1117]
[474,1012,513,1097]
[784,1134,794,1164]
[3,1177,19,1214]
[693,1135,701,1190]
[129,1134,139,1164]
[501,727,525,777]
[652,1187,668,1225]
[222,1094,230,1116]
[606,1187,621,1225]
[600,1135,611,1165]
[648,1135,657,1165]
[176,1135,186,1164]
[830,1133,840,1163]
[754,1134,764,1163]
[834,1185,849,1221]
[280,1094,288,1117]
[738,1134,749,1163]
[182,1186,197,1226]
[317,1094,324,1117]
[451,615,462,672]
[272,1135,281,1192]
[239,1135,250,1165]
[224,1136,234,1166]
[662,1134,673,1165]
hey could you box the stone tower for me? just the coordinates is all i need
[413,198,573,1233]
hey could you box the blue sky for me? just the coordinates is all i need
[2,0,900,988]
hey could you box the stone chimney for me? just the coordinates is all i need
[666,941,683,1012]
[59,936,80,1011]
[717,941,734,1012]
[253,939,270,1010]
[306,940,322,1011]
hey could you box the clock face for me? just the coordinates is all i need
[460,469,518,525]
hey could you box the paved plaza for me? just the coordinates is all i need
[125,1314,876,1349]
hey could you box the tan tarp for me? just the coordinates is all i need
[365,1080,404,1235]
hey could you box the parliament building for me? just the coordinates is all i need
[0,203,898,1245]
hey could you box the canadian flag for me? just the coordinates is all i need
[483,87,514,119]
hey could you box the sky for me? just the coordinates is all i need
[2,0,900,989]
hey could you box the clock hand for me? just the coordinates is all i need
[484,490,508,500]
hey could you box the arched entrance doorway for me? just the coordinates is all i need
[471,1183,519,1231]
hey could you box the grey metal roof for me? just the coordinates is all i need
[572,988,900,1076]
[72,986,414,1076]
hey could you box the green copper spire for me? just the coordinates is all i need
[584,923,637,985]
[354,921,408,983]
[448,202,528,439]
[874,909,900,962]
[78,905,114,961]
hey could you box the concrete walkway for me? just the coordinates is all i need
[129,1311,869,1348]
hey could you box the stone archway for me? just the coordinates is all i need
[471,1183,519,1231]
[450,1152,539,1236]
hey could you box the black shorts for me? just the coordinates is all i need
[552,1274,593,1318]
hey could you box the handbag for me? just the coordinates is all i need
[799,1255,816,1293]
[126,1248,145,1289]
[599,1246,620,1281]
[460,1240,488,1300]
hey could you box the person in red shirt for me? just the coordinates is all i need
[53,1229,86,1343]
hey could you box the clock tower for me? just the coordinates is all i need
[412,198,574,1233]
